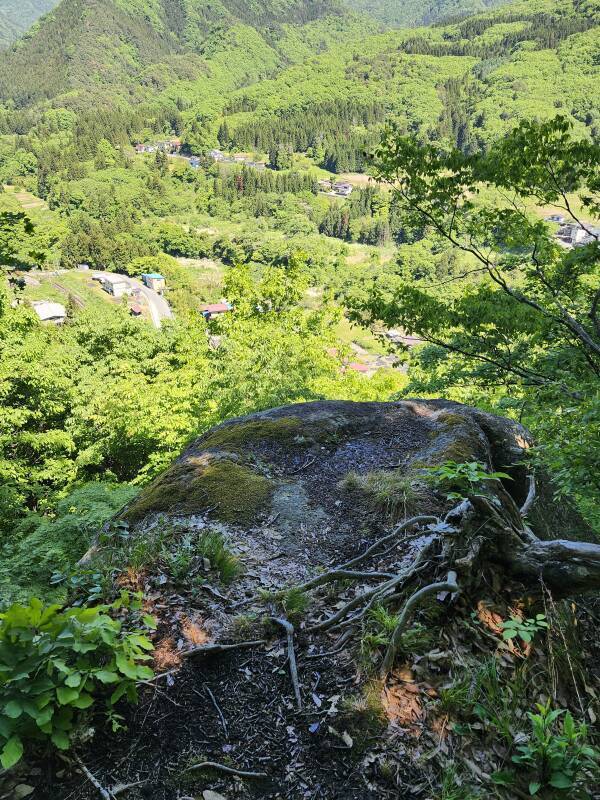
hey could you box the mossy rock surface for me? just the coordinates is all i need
[121,399,581,551]
[124,455,274,525]
[47,400,593,800]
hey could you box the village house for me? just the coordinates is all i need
[189,156,201,169]
[333,181,353,197]
[32,300,67,325]
[556,222,600,248]
[142,273,166,294]
[347,362,370,374]
[208,149,225,162]
[386,329,423,348]
[130,304,143,317]
[100,274,132,298]
[200,302,232,320]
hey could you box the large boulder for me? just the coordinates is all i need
[123,399,535,557]
[41,401,596,800]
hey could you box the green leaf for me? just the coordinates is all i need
[94,670,119,684]
[116,653,139,680]
[56,686,79,706]
[65,672,82,688]
[110,683,128,705]
[529,782,541,795]
[50,730,71,751]
[549,772,573,789]
[71,693,94,710]
[1,736,23,769]
[135,666,154,681]
[35,706,54,728]
[4,700,23,719]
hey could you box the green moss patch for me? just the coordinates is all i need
[124,456,274,525]
[200,417,303,452]
[199,412,350,453]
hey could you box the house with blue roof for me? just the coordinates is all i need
[142,273,166,294]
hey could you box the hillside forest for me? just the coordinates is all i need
[0,0,599,797]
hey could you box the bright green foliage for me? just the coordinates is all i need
[499,700,600,795]
[425,460,511,500]
[501,614,549,644]
[0,483,138,606]
[351,116,600,527]
[0,211,50,271]
[0,597,154,768]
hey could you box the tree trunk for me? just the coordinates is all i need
[447,493,600,598]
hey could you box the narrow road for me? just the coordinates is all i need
[93,272,174,329]
[135,281,174,328]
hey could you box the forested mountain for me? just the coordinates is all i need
[343,0,510,27]
[0,0,59,49]
[0,0,351,107]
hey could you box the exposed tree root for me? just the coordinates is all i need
[307,543,435,633]
[520,474,536,517]
[182,639,266,658]
[380,571,459,676]
[272,617,302,710]
[185,761,267,779]
[73,754,114,800]
[335,515,440,572]
[295,485,600,673]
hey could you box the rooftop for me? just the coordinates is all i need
[102,274,130,285]
[201,303,231,314]
[32,301,66,321]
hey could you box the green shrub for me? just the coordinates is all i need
[0,482,138,606]
[424,461,511,500]
[0,596,155,769]
[501,614,548,644]
[512,701,599,796]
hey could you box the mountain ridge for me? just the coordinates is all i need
[343,0,512,27]
[0,0,60,49]
[0,0,353,107]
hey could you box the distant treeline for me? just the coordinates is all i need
[212,166,319,199]
[401,11,597,58]
[223,100,385,173]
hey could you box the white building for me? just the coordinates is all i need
[32,301,67,325]
[101,274,132,298]
[333,182,353,197]
[557,222,600,248]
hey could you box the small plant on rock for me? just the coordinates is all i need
[425,461,511,501]
[0,596,155,769]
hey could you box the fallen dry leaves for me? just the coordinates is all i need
[381,665,424,734]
